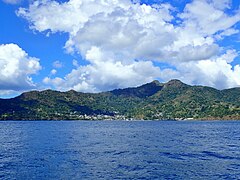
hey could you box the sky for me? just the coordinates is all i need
[0,0,240,98]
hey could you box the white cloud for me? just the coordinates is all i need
[44,47,161,92]
[17,0,177,61]
[0,90,17,96]
[72,59,79,67]
[18,0,240,91]
[160,50,240,89]
[179,0,240,36]
[50,69,57,75]
[52,60,63,68]
[2,0,22,5]
[0,43,41,91]
[215,28,239,40]
[211,0,231,10]
[169,44,219,62]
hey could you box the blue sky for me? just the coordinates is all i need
[0,1,75,83]
[0,0,240,98]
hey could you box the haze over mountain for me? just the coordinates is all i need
[0,80,239,120]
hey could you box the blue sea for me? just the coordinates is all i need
[0,120,240,179]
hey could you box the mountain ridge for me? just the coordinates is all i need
[0,79,240,120]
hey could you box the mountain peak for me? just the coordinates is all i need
[111,80,163,98]
[66,89,77,94]
[164,79,187,87]
[150,80,162,86]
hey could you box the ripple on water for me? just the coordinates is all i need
[201,151,240,160]
[0,120,240,179]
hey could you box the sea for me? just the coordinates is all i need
[0,120,240,179]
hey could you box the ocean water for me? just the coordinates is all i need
[0,120,240,179]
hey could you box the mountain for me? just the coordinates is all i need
[0,80,240,120]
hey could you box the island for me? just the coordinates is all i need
[0,79,240,120]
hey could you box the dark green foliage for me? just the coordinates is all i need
[111,80,163,98]
[0,80,239,120]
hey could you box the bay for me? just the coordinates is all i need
[0,120,240,179]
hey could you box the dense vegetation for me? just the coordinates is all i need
[0,80,240,120]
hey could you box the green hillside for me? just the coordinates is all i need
[0,80,240,120]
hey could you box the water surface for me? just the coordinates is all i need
[0,120,240,179]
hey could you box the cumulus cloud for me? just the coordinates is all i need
[0,43,41,91]
[159,50,240,89]
[44,47,161,92]
[18,0,240,91]
[179,0,240,35]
